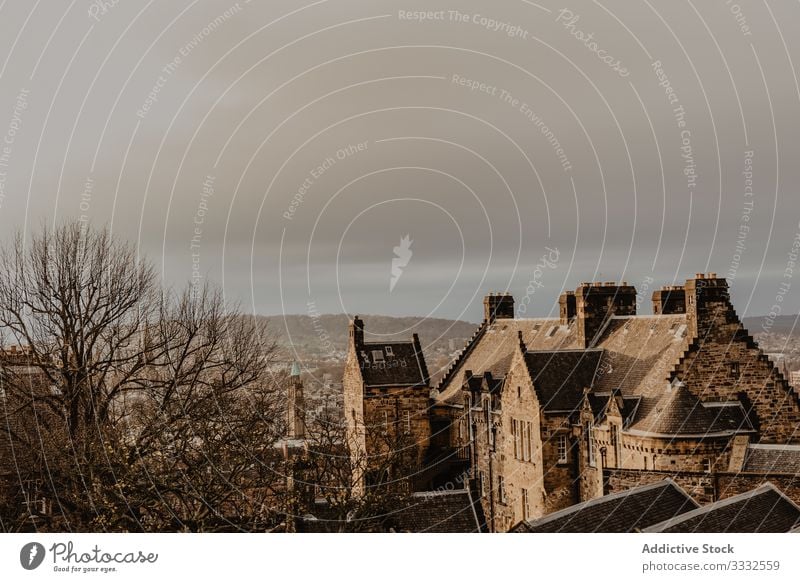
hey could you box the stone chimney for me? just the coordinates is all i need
[559,291,577,324]
[652,285,686,315]
[483,293,515,323]
[349,315,364,349]
[575,281,637,348]
[684,273,732,340]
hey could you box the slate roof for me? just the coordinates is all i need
[644,483,800,533]
[436,314,756,438]
[295,489,487,532]
[588,392,641,426]
[591,316,694,432]
[436,318,583,403]
[389,490,486,532]
[512,478,698,533]
[626,382,754,437]
[742,444,800,474]
[524,349,603,412]
[357,340,429,388]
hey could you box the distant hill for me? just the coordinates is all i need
[260,312,800,357]
[258,314,479,357]
[743,315,799,336]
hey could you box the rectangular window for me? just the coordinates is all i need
[730,362,740,379]
[521,488,530,520]
[557,434,568,464]
[703,458,712,473]
[612,425,622,466]
[385,346,394,357]
[522,422,528,461]
[586,421,595,467]
[512,419,519,459]
[404,411,411,434]
[498,476,506,504]
[529,422,535,463]
[479,472,486,497]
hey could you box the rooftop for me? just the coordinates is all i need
[644,483,800,533]
[742,444,800,474]
[512,478,698,533]
[357,340,429,388]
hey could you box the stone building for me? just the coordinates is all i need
[0,346,61,524]
[342,316,433,491]
[344,273,800,532]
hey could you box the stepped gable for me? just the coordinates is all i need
[357,339,429,388]
[644,483,800,533]
[512,478,698,533]
[436,318,582,403]
[626,380,754,437]
[743,444,800,473]
[673,274,800,443]
[523,349,603,412]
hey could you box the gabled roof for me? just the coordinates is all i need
[436,315,688,410]
[436,318,583,403]
[644,483,800,533]
[591,316,693,431]
[389,489,487,532]
[524,349,603,412]
[588,392,641,426]
[512,478,698,533]
[434,312,754,438]
[742,444,800,473]
[357,340,429,388]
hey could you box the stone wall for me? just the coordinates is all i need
[540,415,578,513]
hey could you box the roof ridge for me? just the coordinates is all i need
[643,482,795,532]
[521,478,690,528]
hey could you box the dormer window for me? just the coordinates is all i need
[372,350,384,362]
[385,346,394,357]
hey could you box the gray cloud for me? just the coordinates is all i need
[1,0,798,321]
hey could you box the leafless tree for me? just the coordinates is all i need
[296,408,419,532]
[0,222,285,532]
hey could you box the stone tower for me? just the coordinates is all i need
[287,361,306,439]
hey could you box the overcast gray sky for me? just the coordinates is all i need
[1,0,798,323]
